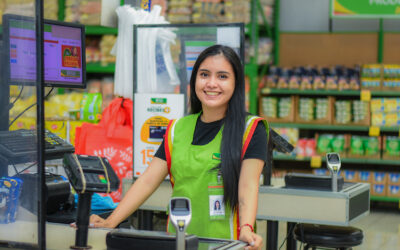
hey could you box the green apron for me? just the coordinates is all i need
[164,113,269,239]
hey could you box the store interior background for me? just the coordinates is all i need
[1,0,400,249]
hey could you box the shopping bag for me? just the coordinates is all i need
[75,97,133,202]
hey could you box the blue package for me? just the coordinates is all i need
[0,179,12,224]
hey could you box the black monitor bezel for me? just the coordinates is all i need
[2,14,86,89]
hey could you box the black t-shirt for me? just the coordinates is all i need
[155,116,268,162]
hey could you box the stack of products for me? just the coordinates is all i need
[382,136,400,160]
[370,98,400,127]
[245,38,273,64]
[316,134,346,156]
[65,0,102,25]
[192,0,226,23]
[167,0,192,23]
[334,100,369,125]
[296,138,316,157]
[348,135,380,158]
[86,35,117,65]
[297,97,330,122]
[264,66,360,91]
[382,64,400,90]
[0,0,58,21]
[0,177,23,224]
[361,64,381,89]
[260,96,294,122]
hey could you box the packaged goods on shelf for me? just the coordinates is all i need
[295,97,333,124]
[1,0,58,21]
[388,173,400,185]
[296,138,316,157]
[315,134,346,157]
[371,183,387,196]
[348,135,381,159]
[372,172,387,185]
[358,171,372,183]
[45,92,84,120]
[80,93,102,123]
[65,0,102,25]
[370,98,400,127]
[382,64,400,91]
[86,37,102,63]
[167,0,192,23]
[342,170,358,183]
[382,136,400,160]
[264,65,360,91]
[245,38,273,64]
[100,35,117,65]
[259,96,295,122]
[333,99,370,126]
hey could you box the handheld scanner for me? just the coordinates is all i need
[326,153,341,174]
[169,197,192,233]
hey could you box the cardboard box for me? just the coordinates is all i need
[295,96,333,124]
[387,185,400,198]
[342,170,359,183]
[259,95,295,123]
[388,173,400,185]
[372,172,387,184]
[371,183,387,196]
[358,171,372,183]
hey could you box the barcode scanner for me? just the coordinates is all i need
[326,153,341,192]
[169,197,192,250]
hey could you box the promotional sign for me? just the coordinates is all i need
[332,0,400,18]
[134,93,184,177]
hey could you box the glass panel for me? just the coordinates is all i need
[0,1,40,247]
[135,24,243,94]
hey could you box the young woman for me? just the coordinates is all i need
[89,45,268,250]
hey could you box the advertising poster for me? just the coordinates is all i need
[134,93,184,177]
[332,0,400,18]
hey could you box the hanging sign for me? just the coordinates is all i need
[331,0,400,18]
[134,93,184,177]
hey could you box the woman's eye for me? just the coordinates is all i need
[200,72,208,77]
[219,74,228,79]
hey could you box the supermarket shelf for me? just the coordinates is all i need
[273,154,400,166]
[85,25,118,35]
[370,196,400,202]
[86,63,115,73]
[269,122,400,132]
[261,88,400,97]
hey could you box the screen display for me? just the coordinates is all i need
[3,15,85,88]
[149,126,166,141]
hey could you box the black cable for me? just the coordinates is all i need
[278,223,296,250]
[15,162,38,175]
[8,87,54,128]
[10,86,24,107]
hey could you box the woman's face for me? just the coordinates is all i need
[195,54,235,114]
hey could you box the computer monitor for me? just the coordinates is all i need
[2,14,86,88]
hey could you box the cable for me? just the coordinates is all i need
[8,87,54,128]
[278,223,296,250]
[10,86,24,107]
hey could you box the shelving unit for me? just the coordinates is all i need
[274,155,400,166]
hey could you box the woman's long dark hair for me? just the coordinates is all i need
[189,45,246,211]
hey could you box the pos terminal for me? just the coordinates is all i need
[169,197,192,250]
[63,154,120,249]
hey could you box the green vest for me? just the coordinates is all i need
[164,113,269,239]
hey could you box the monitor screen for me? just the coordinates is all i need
[2,14,86,88]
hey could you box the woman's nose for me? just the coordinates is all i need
[205,75,218,88]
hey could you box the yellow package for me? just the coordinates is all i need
[9,117,36,131]
[371,113,384,127]
[45,120,67,140]
[68,120,84,146]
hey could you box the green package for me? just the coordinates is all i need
[331,135,345,153]
[80,93,102,123]
[350,136,364,155]
[386,137,400,156]
[364,137,379,156]
[317,134,333,154]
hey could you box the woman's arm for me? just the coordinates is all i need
[238,158,264,250]
[90,157,169,228]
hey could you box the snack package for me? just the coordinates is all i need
[350,136,364,156]
[0,179,12,224]
[80,93,103,123]
[363,137,380,156]
[385,136,400,157]
[316,134,333,155]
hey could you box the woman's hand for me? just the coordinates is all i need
[69,214,115,229]
[239,227,263,250]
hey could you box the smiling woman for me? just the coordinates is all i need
[88,45,269,250]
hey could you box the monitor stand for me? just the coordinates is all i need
[71,192,93,250]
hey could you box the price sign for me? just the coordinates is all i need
[310,156,322,168]
[369,126,380,137]
[361,90,371,102]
